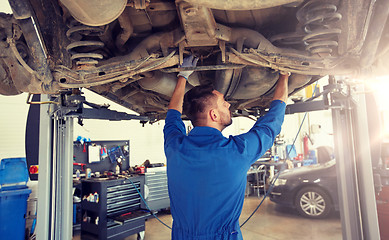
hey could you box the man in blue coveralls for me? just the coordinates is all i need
[164,55,289,240]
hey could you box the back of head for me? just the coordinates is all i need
[183,85,216,125]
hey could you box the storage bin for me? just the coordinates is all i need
[0,158,29,190]
[0,188,32,240]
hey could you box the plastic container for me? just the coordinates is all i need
[0,188,32,240]
[0,158,29,190]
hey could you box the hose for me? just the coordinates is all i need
[126,176,172,230]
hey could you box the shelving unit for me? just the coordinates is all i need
[81,176,150,240]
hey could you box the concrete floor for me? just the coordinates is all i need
[75,196,342,240]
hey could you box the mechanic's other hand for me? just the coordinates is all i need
[177,55,199,80]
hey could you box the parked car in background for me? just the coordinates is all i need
[270,146,339,219]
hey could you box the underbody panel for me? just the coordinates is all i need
[1,0,388,119]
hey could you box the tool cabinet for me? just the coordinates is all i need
[144,169,170,211]
[81,176,149,240]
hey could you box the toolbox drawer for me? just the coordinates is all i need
[107,211,149,240]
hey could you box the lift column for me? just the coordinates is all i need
[330,77,380,240]
[52,105,74,239]
[35,94,74,240]
[285,78,381,240]
[35,94,53,240]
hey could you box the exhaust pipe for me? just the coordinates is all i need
[183,0,303,10]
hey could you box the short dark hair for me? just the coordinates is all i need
[183,85,216,124]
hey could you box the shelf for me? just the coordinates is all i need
[81,200,101,211]
[81,221,99,234]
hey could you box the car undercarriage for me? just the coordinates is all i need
[1,0,389,120]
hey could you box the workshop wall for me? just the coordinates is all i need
[73,89,168,166]
[0,93,30,160]
[281,76,334,157]
[306,110,334,149]
[75,118,166,166]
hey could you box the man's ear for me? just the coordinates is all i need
[209,109,218,122]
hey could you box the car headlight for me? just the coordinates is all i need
[274,178,287,186]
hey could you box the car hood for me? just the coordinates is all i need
[279,159,336,179]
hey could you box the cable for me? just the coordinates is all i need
[240,81,319,228]
[126,176,172,230]
[26,93,59,105]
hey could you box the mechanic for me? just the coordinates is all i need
[164,55,289,240]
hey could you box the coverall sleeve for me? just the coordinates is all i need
[233,100,286,164]
[163,109,186,147]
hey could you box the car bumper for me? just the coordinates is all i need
[269,191,295,208]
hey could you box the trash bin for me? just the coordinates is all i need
[0,158,29,190]
[0,158,31,240]
[0,188,31,240]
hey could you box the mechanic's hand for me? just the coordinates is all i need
[177,55,199,80]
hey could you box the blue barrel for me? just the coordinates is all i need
[0,188,31,240]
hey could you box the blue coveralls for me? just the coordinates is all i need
[163,100,286,240]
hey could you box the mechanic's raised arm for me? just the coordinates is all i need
[272,72,290,103]
[168,55,199,113]
[168,76,187,113]
[233,71,290,164]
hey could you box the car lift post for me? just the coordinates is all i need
[36,94,54,240]
[285,77,381,239]
[35,94,74,240]
[34,92,151,240]
[330,77,380,240]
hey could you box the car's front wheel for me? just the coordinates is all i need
[295,186,332,219]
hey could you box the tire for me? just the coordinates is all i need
[295,186,332,219]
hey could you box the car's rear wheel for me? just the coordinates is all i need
[295,186,332,219]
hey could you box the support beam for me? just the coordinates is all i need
[331,78,381,239]
[285,99,328,115]
[36,95,74,240]
[352,83,380,239]
[52,114,74,239]
[331,94,363,239]
[36,95,53,240]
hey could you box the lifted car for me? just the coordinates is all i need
[1,0,389,120]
